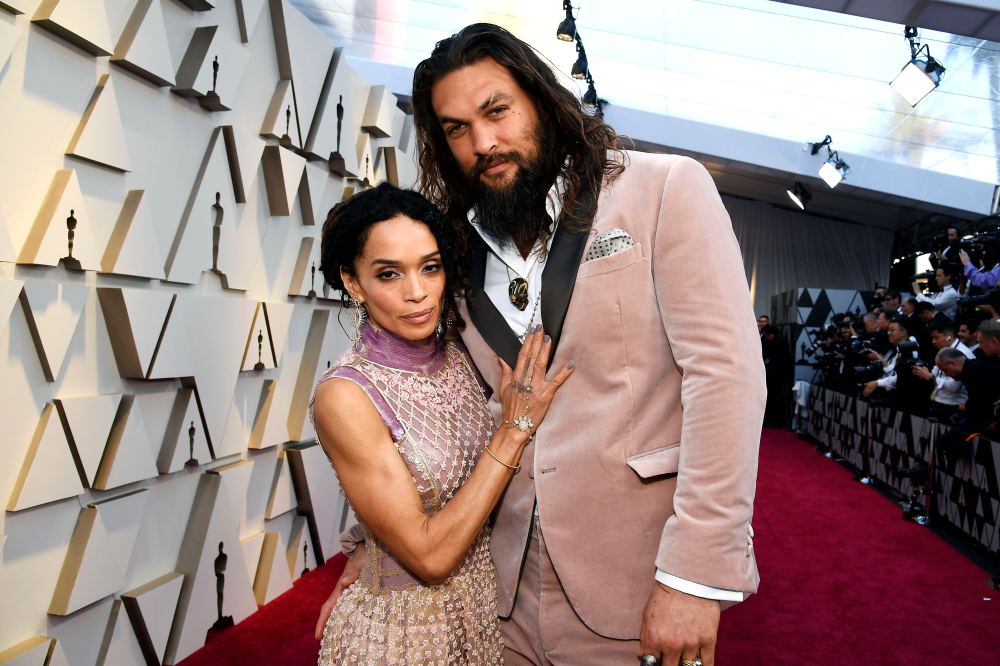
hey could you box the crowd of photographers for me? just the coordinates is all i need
[790,224,1000,465]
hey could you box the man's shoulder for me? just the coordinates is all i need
[609,150,712,191]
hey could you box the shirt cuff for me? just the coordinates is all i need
[654,570,746,602]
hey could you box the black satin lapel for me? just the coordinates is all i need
[467,235,521,369]
[539,174,601,366]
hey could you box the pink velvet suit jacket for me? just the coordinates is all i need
[458,151,766,639]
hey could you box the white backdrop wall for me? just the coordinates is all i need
[0,1,418,665]
[723,194,895,315]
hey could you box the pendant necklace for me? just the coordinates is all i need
[505,265,529,311]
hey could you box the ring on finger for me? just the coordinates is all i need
[639,656,659,666]
[680,659,702,666]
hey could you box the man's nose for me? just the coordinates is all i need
[471,124,497,158]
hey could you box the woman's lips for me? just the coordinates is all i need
[401,308,434,325]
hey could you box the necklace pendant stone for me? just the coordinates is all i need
[508,277,529,311]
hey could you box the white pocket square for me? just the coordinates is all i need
[585,228,634,262]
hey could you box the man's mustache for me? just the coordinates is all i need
[469,151,528,179]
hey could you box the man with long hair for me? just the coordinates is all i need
[406,23,764,665]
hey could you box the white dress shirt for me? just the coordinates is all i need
[915,284,959,319]
[468,182,743,603]
[875,337,920,390]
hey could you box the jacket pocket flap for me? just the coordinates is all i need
[626,444,680,479]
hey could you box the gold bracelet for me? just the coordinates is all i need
[484,444,520,471]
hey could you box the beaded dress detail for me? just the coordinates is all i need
[311,323,503,665]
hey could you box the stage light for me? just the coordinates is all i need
[890,26,945,107]
[583,79,597,106]
[808,136,849,188]
[557,1,576,41]
[819,152,849,189]
[571,41,588,79]
[786,181,811,210]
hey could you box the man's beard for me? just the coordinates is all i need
[469,150,552,252]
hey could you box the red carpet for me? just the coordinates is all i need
[180,428,999,665]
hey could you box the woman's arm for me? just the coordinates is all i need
[313,328,571,585]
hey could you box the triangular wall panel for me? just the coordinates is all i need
[261,144,304,216]
[247,379,275,451]
[166,470,257,664]
[263,301,294,366]
[97,287,173,379]
[259,80,298,145]
[19,169,99,270]
[111,0,174,87]
[0,636,52,665]
[66,73,131,172]
[252,530,292,604]
[0,278,24,338]
[19,281,88,382]
[286,441,345,565]
[96,600,146,666]
[32,0,114,56]
[49,489,149,615]
[7,403,85,511]
[94,395,158,491]
[157,388,210,474]
[102,190,166,279]
[240,531,265,585]
[241,303,275,372]
[54,393,122,488]
[122,573,184,666]
[165,128,242,285]
[264,449,296,518]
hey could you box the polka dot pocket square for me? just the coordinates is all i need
[584,228,634,262]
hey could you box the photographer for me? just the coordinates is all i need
[935,343,1000,467]
[883,290,902,313]
[958,248,1000,290]
[910,321,975,421]
[958,319,985,359]
[912,266,960,320]
[861,319,920,401]
[930,225,963,270]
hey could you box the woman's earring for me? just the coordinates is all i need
[350,296,366,343]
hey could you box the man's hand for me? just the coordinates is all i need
[314,545,364,640]
[862,381,878,397]
[959,249,971,266]
[912,365,933,381]
[639,583,720,666]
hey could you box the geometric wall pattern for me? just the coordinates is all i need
[806,385,1000,554]
[0,0,414,662]
[771,287,880,385]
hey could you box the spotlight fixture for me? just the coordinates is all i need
[786,181,811,210]
[890,26,945,107]
[571,38,588,79]
[819,152,850,188]
[808,135,850,189]
[557,1,576,41]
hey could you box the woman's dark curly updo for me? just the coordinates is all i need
[320,181,466,333]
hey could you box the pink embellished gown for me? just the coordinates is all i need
[311,323,504,665]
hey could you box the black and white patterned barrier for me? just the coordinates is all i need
[804,385,1000,553]
[933,430,1000,553]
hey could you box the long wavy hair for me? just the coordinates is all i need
[411,23,625,246]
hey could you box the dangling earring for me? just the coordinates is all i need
[350,295,366,343]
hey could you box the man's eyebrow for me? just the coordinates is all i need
[438,91,512,126]
[369,251,441,266]
[479,90,511,111]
